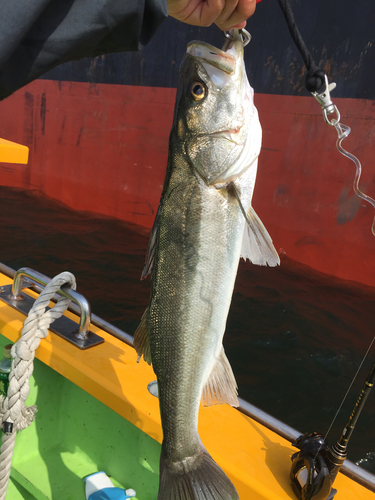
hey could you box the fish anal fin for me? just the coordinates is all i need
[202,348,238,407]
[241,205,280,267]
[133,308,152,365]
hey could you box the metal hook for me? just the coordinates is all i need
[223,30,234,40]
[240,29,251,47]
[223,29,251,47]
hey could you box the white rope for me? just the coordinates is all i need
[0,271,76,499]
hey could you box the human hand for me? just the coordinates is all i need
[166,0,258,31]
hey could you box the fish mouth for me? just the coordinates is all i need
[186,41,237,75]
[186,30,245,77]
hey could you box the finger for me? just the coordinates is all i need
[167,0,256,29]
[198,0,228,27]
[167,0,224,27]
[214,0,257,31]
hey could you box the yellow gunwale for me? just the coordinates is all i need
[0,271,372,499]
[0,138,29,164]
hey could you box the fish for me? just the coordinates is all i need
[134,29,280,500]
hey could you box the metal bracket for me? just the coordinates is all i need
[0,267,104,349]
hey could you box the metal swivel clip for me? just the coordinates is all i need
[312,74,340,126]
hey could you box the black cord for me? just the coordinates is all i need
[276,0,326,93]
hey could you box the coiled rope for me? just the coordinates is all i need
[0,271,76,499]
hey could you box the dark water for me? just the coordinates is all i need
[0,186,374,471]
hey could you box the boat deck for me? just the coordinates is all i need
[0,271,372,499]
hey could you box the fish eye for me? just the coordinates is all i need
[190,81,206,101]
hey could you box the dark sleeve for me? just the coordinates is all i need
[0,0,168,100]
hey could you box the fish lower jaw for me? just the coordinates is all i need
[209,128,245,146]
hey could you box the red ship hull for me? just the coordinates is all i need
[0,78,374,285]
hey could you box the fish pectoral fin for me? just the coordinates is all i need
[240,206,280,267]
[229,182,279,267]
[133,307,152,365]
[201,347,239,407]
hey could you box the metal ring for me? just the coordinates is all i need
[323,105,340,126]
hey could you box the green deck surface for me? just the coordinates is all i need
[0,336,160,500]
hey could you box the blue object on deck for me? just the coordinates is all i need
[88,487,129,500]
[84,472,136,500]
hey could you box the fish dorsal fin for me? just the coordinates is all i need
[201,347,239,407]
[141,204,161,280]
[229,182,280,267]
[133,307,152,365]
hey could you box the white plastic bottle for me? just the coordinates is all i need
[0,345,12,398]
[84,472,136,500]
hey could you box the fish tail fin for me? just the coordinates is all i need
[158,447,239,500]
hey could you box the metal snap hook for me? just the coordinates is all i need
[223,29,251,47]
[239,29,251,47]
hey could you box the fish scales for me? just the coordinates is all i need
[134,29,279,500]
[151,153,245,457]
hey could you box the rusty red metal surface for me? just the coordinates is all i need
[0,79,374,286]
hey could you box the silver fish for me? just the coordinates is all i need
[135,29,279,500]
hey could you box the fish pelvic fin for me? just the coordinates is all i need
[133,307,152,364]
[202,347,239,407]
[229,182,280,267]
[158,446,239,500]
